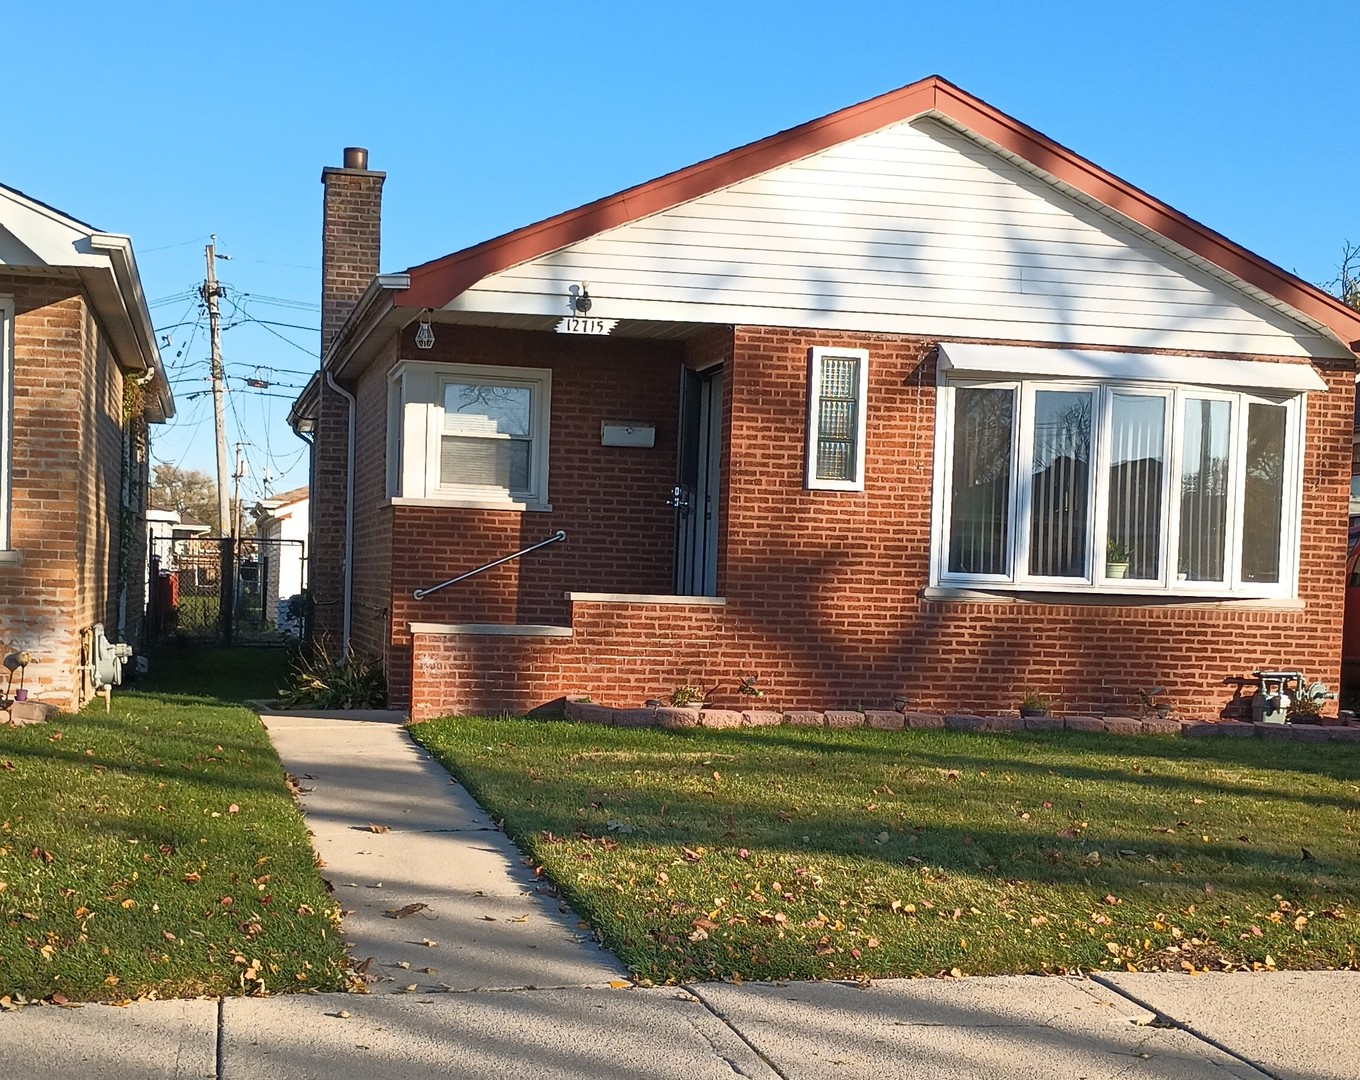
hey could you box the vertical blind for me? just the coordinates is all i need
[1106,393,1165,580]
[1029,390,1091,577]
[948,386,1014,575]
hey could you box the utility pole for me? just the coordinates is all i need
[203,237,230,535]
[232,442,245,540]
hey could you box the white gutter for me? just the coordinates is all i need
[89,232,175,420]
[324,369,356,652]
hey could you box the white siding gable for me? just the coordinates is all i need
[447,118,1346,359]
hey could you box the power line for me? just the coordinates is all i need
[222,317,319,333]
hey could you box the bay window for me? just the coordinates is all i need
[933,348,1310,598]
[387,361,552,510]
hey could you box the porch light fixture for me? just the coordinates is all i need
[295,417,316,434]
[574,282,592,315]
[414,309,435,350]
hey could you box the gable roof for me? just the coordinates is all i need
[0,181,175,421]
[395,76,1360,355]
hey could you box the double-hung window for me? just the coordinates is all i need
[387,361,551,510]
[933,345,1315,599]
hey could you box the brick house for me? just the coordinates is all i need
[293,77,1360,722]
[0,182,173,711]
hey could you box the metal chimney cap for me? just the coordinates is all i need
[342,147,369,170]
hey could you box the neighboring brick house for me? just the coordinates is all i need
[0,182,173,711]
[293,77,1360,721]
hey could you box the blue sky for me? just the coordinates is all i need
[6,1,1357,504]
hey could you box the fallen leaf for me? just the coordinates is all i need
[682,847,704,862]
[384,903,429,920]
[367,823,390,834]
[608,979,632,989]
[228,804,240,815]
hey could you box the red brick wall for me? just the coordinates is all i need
[349,340,395,673]
[400,325,1354,721]
[0,274,141,709]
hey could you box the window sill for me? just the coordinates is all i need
[388,497,552,513]
[921,585,1303,610]
[0,550,22,568]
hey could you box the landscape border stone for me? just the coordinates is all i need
[549,701,1357,744]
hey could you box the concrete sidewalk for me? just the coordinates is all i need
[2,710,1356,1079]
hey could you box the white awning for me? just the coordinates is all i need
[937,343,1327,393]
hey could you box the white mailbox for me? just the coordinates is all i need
[601,421,656,448]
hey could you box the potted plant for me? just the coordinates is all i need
[1018,689,1054,718]
[1106,538,1132,579]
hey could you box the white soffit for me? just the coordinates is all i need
[937,342,1328,393]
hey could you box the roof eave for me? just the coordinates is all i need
[87,233,176,420]
[323,273,414,382]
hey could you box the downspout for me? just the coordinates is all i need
[324,370,356,653]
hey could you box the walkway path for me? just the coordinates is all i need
[2,710,1356,1079]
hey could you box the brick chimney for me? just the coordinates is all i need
[312,148,384,651]
[320,147,385,355]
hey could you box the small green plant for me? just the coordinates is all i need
[737,674,764,699]
[668,684,707,707]
[1018,688,1054,716]
[278,646,386,709]
[1106,538,1131,563]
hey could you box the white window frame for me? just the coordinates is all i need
[931,372,1304,600]
[806,346,869,491]
[0,298,12,552]
[385,360,552,511]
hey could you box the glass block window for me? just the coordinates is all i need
[806,347,868,491]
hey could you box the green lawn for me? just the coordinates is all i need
[0,645,348,1002]
[411,718,1360,983]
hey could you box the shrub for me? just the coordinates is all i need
[278,646,386,709]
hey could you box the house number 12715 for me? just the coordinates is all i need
[555,317,618,336]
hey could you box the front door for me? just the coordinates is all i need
[673,366,722,595]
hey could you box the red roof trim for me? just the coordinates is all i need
[399,76,1360,348]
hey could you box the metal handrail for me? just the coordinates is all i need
[412,530,567,600]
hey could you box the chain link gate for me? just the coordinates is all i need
[147,535,307,645]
